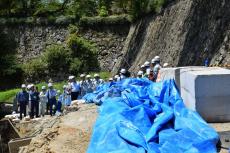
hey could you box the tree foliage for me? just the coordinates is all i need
[0,0,169,20]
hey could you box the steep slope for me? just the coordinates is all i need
[113,0,230,74]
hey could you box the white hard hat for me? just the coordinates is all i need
[30,84,34,87]
[86,75,91,78]
[154,56,160,62]
[41,86,46,90]
[109,78,113,81]
[163,63,169,67]
[141,65,145,68]
[144,61,150,67]
[151,58,156,64]
[63,85,67,89]
[48,83,53,87]
[80,74,85,78]
[68,75,75,80]
[21,84,26,88]
[94,74,99,77]
[27,85,31,89]
[114,75,119,79]
[137,71,143,76]
[120,68,126,74]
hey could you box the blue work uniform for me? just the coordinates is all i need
[46,89,57,116]
[16,91,29,120]
[29,91,40,118]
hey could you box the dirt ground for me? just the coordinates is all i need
[210,123,230,153]
[19,104,98,153]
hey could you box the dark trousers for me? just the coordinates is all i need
[46,102,50,115]
[30,101,39,118]
[57,101,62,112]
[49,98,57,116]
[71,92,79,101]
[19,101,27,120]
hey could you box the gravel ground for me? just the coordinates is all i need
[210,123,230,132]
[209,123,230,153]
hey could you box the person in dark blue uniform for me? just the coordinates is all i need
[16,84,29,120]
[29,84,40,119]
[46,83,57,116]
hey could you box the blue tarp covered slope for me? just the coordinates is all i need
[86,78,219,153]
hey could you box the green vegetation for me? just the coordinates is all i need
[0,89,20,103]
[0,30,23,90]
[0,0,169,90]
[22,33,99,82]
[0,0,169,21]
[0,71,110,103]
[79,15,131,27]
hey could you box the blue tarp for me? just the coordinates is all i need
[85,78,219,153]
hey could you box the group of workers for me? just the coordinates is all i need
[16,73,104,120]
[111,56,168,82]
[16,55,167,120]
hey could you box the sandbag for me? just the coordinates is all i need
[86,79,219,153]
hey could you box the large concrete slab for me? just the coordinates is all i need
[160,66,230,122]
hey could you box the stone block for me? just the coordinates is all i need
[8,137,32,153]
[160,66,230,122]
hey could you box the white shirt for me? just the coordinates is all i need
[71,82,80,92]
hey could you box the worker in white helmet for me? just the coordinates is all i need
[93,73,104,90]
[46,83,57,116]
[153,56,162,78]
[68,75,80,101]
[140,65,145,72]
[16,84,29,120]
[114,75,120,81]
[29,84,40,119]
[109,78,114,82]
[62,85,71,106]
[143,61,151,77]
[151,58,157,69]
[79,74,87,98]
[86,75,94,93]
[137,71,143,78]
[39,86,48,117]
[119,68,127,81]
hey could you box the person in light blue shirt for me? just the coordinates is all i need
[62,85,71,106]
[93,74,104,90]
[46,83,57,116]
[86,75,94,93]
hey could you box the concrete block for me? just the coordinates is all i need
[8,137,32,153]
[160,66,230,122]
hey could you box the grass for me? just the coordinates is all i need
[0,82,66,103]
[0,71,111,103]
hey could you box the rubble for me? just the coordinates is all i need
[18,104,97,153]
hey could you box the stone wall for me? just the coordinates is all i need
[1,24,129,72]
[113,0,230,74]
[80,27,128,71]
[2,25,69,63]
